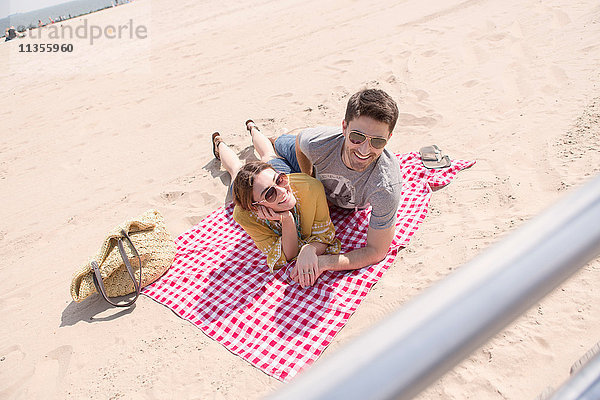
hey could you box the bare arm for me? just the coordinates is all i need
[317,224,395,273]
[280,211,300,261]
[255,206,299,261]
[295,133,313,176]
[291,242,329,288]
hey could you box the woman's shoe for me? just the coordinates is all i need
[245,119,260,135]
[212,132,223,161]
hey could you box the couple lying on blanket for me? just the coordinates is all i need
[211,89,402,288]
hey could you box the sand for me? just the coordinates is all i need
[1,0,599,398]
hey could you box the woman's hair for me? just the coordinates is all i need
[233,161,277,210]
[344,88,399,133]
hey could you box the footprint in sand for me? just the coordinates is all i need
[485,32,507,42]
[186,215,205,226]
[530,336,555,363]
[397,112,439,128]
[533,336,551,349]
[334,59,353,66]
[332,86,350,100]
[21,346,73,397]
[549,65,568,85]
[462,43,490,65]
[271,92,294,99]
[0,345,34,396]
[157,190,186,204]
[325,60,352,73]
[200,191,219,206]
[155,190,219,208]
[552,9,571,27]
[47,345,73,381]
[1,344,26,363]
[412,89,429,101]
[385,73,398,84]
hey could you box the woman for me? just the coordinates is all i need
[212,121,340,288]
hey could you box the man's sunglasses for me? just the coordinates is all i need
[252,172,289,205]
[348,130,388,149]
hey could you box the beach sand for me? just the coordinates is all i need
[1,0,599,398]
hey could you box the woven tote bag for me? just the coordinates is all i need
[70,209,176,306]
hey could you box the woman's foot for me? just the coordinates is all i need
[245,119,260,135]
[212,132,224,160]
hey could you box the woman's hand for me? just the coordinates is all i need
[255,205,290,222]
[291,244,323,288]
[256,206,298,261]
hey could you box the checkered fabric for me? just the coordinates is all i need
[142,153,475,381]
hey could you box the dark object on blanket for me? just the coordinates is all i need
[420,145,451,169]
[70,209,176,307]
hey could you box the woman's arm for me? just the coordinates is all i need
[234,206,293,272]
[254,206,299,261]
[293,242,328,287]
[279,211,299,261]
[289,177,340,287]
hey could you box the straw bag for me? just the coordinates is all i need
[70,209,176,306]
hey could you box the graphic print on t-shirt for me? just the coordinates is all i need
[319,173,356,208]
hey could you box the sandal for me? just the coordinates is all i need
[245,119,260,135]
[212,132,223,161]
[420,144,451,169]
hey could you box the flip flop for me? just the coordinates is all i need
[245,119,260,135]
[420,145,451,169]
[212,132,223,161]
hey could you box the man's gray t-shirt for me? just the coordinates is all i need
[298,126,402,230]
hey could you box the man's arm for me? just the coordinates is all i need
[295,133,313,176]
[317,224,395,273]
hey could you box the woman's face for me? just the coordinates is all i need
[252,169,296,212]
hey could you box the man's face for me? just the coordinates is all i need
[341,116,391,172]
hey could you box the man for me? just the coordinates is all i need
[271,88,402,286]
[5,26,25,41]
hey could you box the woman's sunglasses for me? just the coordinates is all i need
[348,130,388,149]
[253,172,289,205]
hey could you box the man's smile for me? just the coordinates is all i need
[354,151,371,160]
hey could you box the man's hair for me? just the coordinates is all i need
[233,161,276,211]
[344,89,399,133]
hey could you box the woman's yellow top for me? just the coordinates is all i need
[233,173,341,272]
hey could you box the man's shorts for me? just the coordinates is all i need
[269,134,301,174]
[225,134,302,204]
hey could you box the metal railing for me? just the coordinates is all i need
[268,174,600,400]
[549,346,600,400]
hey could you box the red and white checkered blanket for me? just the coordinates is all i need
[142,153,475,381]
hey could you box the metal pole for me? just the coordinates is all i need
[268,174,600,400]
[549,349,600,400]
